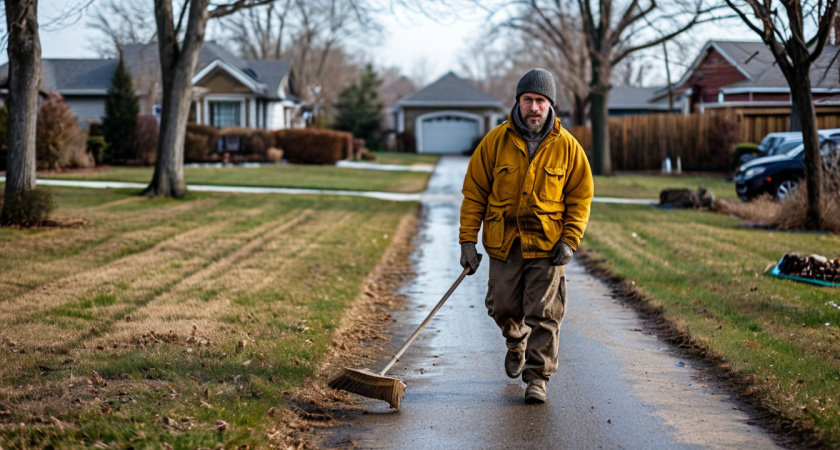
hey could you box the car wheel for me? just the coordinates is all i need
[775,178,799,200]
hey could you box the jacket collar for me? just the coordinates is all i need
[505,106,563,155]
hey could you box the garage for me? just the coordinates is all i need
[393,72,504,154]
[420,114,481,154]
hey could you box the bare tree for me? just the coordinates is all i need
[147,0,276,198]
[509,0,711,175]
[218,0,292,59]
[504,3,592,126]
[2,0,41,225]
[87,0,157,57]
[724,0,837,230]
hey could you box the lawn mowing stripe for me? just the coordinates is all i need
[0,208,309,384]
[0,206,296,334]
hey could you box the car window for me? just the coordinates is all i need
[772,140,804,155]
[786,144,805,157]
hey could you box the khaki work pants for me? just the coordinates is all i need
[485,240,567,383]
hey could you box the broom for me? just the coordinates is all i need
[328,255,481,410]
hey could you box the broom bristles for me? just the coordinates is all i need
[328,368,406,410]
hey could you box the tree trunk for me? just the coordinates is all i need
[144,0,209,198]
[573,94,587,128]
[789,73,823,230]
[589,90,612,175]
[2,0,41,223]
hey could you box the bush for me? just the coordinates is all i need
[396,131,416,153]
[732,142,759,169]
[185,123,219,162]
[716,174,840,233]
[36,93,79,170]
[273,129,353,165]
[87,135,109,164]
[132,115,159,166]
[59,131,95,169]
[266,147,284,163]
[0,188,55,227]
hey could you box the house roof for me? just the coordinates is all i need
[397,72,503,108]
[244,59,293,99]
[121,42,294,100]
[1,43,295,101]
[0,59,119,94]
[609,85,663,108]
[675,40,840,92]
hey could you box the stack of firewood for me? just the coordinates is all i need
[778,254,840,283]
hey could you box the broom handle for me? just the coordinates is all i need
[379,254,482,376]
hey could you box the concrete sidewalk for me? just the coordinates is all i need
[1,176,657,205]
[320,156,779,449]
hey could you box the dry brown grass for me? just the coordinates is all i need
[0,188,420,448]
[716,176,840,233]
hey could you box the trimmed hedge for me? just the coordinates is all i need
[185,124,220,162]
[274,129,353,165]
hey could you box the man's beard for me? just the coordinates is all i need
[526,113,547,133]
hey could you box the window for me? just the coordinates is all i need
[210,101,241,128]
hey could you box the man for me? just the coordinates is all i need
[459,68,594,404]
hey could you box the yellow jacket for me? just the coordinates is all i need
[459,115,594,261]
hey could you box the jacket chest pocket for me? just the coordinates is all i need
[539,167,565,202]
[491,165,519,201]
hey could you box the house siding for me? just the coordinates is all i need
[198,68,253,94]
[683,50,748,107]
[65,96,107,124]
[266,101,286,130]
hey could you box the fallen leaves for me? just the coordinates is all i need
[215,420,229,432]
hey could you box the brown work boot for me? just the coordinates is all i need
[524,379,547,404]
[504,349,525,378]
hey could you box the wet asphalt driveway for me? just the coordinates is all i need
[323,156,781,449]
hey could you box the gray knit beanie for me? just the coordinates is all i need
[516,69,556,106]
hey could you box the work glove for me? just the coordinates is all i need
[550,241,574,266]
[460,242,480,275]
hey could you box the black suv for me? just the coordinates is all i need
[735,142,840,200]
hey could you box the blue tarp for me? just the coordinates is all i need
[769,259,840,287]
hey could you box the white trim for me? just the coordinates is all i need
[415,110,484,153]
[192,59,263,92]
[249,98,257,128]
[397,108,405,132]
[397,100,503,108]
[721,86,840,94]
[56,89,108,95]
[195,102,202,125]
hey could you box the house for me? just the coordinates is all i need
[608,85,684,116]
[0,41,303,130]
[0,59,119,123]
[122,42,302,130]
[662,40,840,112]
[393,72,504,154]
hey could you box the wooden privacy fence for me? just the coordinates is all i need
[569,112,738,172]
[734,107,840,143]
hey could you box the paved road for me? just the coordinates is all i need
[323,156,780,449]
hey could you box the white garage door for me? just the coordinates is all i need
[420,115,480,154]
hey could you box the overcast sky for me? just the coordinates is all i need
[1,0,489,83]
[5,0,753,86]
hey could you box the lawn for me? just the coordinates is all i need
[369,151,439,166]
[583,202,840,445]
[0,187,416,448]
[593,173,738,200]
[43,162,433,193]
